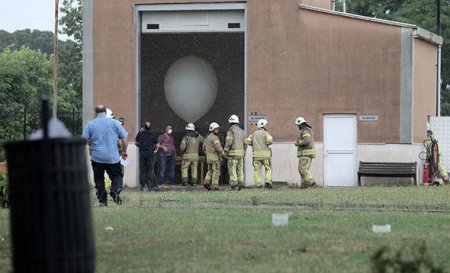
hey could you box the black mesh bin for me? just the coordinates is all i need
[4,138,95,273]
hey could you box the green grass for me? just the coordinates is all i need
[1,187,450,272]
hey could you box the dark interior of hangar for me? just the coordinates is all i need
[140,33,244,139]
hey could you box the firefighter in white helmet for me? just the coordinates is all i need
[295,117,317,188]
[224,115,246,190]
[180,123,204,186]
[203,122,224,191]
[245,119,273,189]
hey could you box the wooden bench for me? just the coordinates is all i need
[358,162,417,186]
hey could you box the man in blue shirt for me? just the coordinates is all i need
[82,105,128,206]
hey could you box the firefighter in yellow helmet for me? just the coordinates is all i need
[203,122,224,191]
[245,119,273,189]
[224,115,246,190]
[295,117,318,188]
[180,123,204,186]
[424,130,449,184]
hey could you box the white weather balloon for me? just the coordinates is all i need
[164,55,218,123]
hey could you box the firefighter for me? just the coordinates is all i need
[424,130,449,184]
[180,123,204,186]
[224,115,246,190]
[203,122,224,191]
[245,119,273,189]
[295,117,318,188]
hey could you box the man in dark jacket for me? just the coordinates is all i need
[135,121,160,191]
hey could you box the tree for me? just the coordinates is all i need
[0,47,53,160]
[58,0,83,113]
[60,0,82,44]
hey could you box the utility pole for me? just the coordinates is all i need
[53,0,59,117]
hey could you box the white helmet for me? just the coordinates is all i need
[257,119,268,129]
[228,114,239,124]
[106,108,114,119]
[209,122,220,131]
[295,117,306,125]
[185,123,195,131]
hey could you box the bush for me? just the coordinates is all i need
[0,172,8,208]
[372,240,444,273]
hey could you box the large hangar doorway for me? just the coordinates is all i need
[140,32,245,134]
[136,4,246,184]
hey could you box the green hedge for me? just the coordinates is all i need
[0,172,8,208]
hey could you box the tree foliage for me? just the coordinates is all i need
[0,29,54,55]
[0,47,53,161]
[60,0,82,44]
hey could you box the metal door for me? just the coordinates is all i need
[324,115,357,186]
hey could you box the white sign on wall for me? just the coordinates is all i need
[358,115,379,121]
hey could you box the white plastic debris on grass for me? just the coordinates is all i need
[272,213,289,226]
[105,226,114,231]
[0,235,4,241]
[372,224,391,233]
[28,117,72,140]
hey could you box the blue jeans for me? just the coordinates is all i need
[159,156,175,184]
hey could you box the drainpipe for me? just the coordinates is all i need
[436,0,441,116]
[437,45,442,116]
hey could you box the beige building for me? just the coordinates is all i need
[83,0,443,186]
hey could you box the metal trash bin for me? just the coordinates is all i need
[3,98,95,273]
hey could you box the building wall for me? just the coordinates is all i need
[247,3,402,143]
[412,38,438,143]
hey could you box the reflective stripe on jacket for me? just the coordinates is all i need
[224,124,246,158]
[203,133,224,162]
[245,128,273,159]
[180,134,204,161]
[296,127,315,158]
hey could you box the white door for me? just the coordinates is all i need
[324,115,357,186]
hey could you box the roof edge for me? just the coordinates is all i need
[414,27,443,46]
[299,4,443,46]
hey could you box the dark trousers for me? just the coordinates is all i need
[92,161,123,202]
[159,156,175,184]
[140,156,157,189]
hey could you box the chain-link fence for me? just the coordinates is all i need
[0,108,82,162]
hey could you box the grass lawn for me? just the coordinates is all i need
[1,186,450,272]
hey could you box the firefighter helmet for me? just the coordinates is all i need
[185,123,195,131]
[209,122,220,131]
[106,108,114,119]
[228,114,239,124]
[257,119,268,128]
[294,117,306,125]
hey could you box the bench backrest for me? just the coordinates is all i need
[359,162,417,174]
